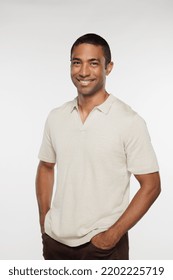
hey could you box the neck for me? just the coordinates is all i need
[77,91,109,113]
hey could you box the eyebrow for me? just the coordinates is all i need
[71,58,101,62]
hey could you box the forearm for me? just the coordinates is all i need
[91,172,161,249]
[109,179,161,241]
[35,161,55,233]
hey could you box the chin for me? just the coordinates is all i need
[77,87,98,96]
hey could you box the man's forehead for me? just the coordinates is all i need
[71,43,104,58]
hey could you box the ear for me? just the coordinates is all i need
[106,61,114,76]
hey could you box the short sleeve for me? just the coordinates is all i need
[124,115,159,174]
[38,115,56,163]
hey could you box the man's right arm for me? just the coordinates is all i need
[35,160,55,233]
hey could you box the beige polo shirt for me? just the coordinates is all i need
[38,94,159,246]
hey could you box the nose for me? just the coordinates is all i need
[79,63,90,77]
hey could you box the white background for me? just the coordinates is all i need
[0,0,173,260]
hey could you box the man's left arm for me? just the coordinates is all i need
[91,172,161,249]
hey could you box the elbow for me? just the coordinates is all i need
[157,182,161,197]
[153,178,161,200]
[155,185,161,200]
[152,172,161,200]
[157,172,161,196]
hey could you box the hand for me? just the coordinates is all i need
[91,230,119,250]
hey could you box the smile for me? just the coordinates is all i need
[77,79,95,86]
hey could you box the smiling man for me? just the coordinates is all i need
[36,33,161,260]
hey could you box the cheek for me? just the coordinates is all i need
[71,67,77,76]
[71,65,82,73]
[96,69,106,80]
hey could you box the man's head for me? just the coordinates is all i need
[70,33,112,68]
[70,33,113,96]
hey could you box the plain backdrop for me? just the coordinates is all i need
[0,0,173,260]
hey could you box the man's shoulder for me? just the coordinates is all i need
[47,98,76,119]
[111,95,137,119]
[110,95,146,133]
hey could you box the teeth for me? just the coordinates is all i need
[79,80,91,85]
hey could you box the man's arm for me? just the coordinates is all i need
[35,160,55,233]
[91,172,161,249]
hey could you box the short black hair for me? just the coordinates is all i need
[70,33,112,67]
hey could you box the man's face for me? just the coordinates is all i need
[71,43,112,96]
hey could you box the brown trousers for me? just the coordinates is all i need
[42,232,129,260]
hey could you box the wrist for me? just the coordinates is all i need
[107,225,123,244]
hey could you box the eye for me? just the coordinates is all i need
[71,60,81,66]
[90,61,99,66]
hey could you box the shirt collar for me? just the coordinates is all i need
[70,94,115,114]
[96,94,115,114]
[70,97,78,113]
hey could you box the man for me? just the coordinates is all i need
[36,33,161,260]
